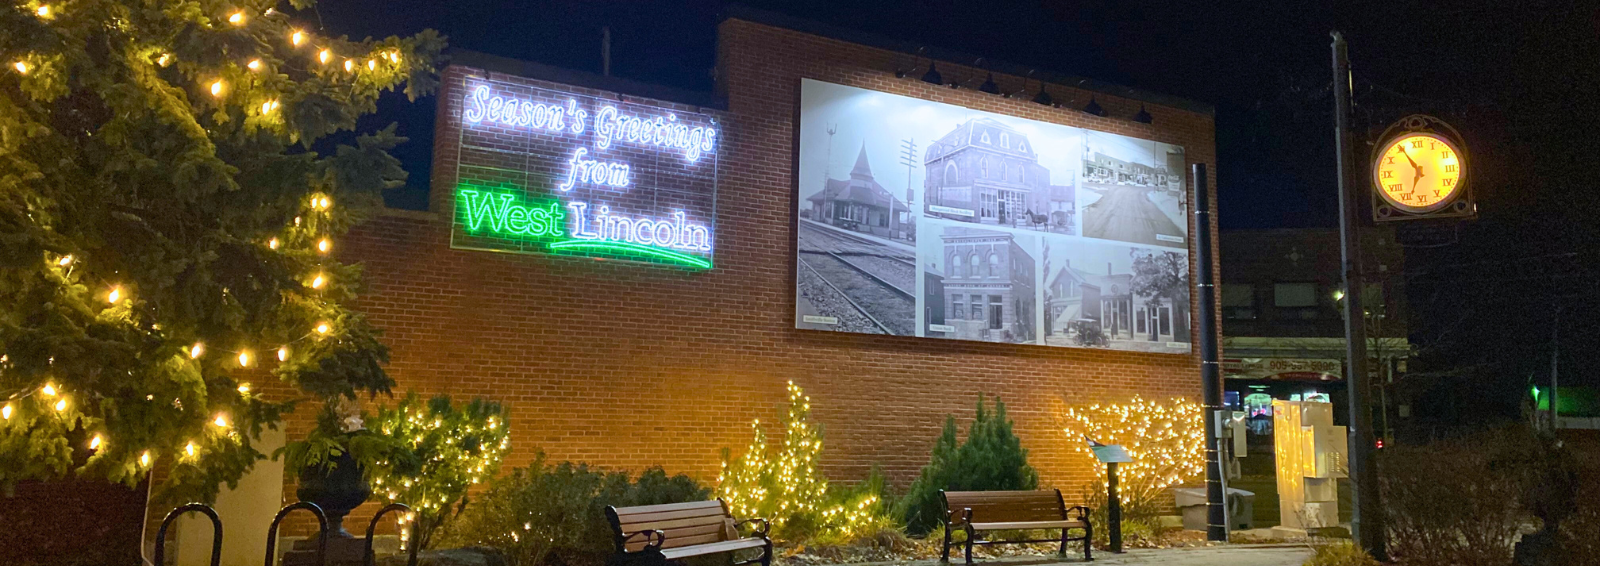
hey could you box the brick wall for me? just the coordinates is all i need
[271,14,1219,536]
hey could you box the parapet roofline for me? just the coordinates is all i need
[722,4,1215,117]
[447,49,726,111]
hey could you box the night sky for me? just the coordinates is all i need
[316,1,1600,420]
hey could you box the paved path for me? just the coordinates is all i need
[1081,184,1185,248]
[1087,545,1310,565]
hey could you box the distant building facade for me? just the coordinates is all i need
[923,118,1073,228]
[1220,228,1408,443]
[941,229,1036,343]
[1046,261,1183,346]
[806,144,911,239]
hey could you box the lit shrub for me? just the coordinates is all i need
[898,395,1038,536]
[368,392,509,550]
[717,381,890,542]
[1060,396,1204,542]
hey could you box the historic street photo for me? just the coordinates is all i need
[919,223,1038,344]
[1079,131,1188,248]
[1040,235,1191,353]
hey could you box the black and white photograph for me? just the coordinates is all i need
[1040,235,1191,353]
[919,224,1037,344]
[1079,131,1188,248]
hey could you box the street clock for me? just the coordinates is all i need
[1370,115,1475,221]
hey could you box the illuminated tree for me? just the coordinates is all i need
[367,393,509,551]
[718,381,881,540]
[0,0,443,501]
[1061,396,1205,530]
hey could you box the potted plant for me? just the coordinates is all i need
[278,399,401,538]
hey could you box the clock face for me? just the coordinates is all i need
[1373,132,1464,213]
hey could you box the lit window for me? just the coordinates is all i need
[1274,282,1317,307]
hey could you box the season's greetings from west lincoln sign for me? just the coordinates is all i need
[450,79,719,269]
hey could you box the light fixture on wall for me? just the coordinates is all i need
[1134,105,1153,124]
[979,73,1000,94]
[1033,84,1053,106]
[1084,96,1106,117]
[921,61,943,86]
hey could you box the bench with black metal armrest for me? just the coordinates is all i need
[605,499,772,565]
[940,489,1093,564]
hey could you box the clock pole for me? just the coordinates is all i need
[1331,30,1388,561]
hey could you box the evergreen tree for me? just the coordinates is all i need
[899,395,1038,535]
[0,0,443,501]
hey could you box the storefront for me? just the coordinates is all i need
[313,8,1218,500]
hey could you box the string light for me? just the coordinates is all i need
[2,404,11,419]
[210,80,224,97]
[278,346,289,362]
[157,54,171,67]
[261,99,279,114]
[317,239,331,254]
[318,49,331,64]
[185,442,196,458]
[311,273,326,289]
[291,30,305,46]
[12,61,27,74]
[237,350,251,367]
[213,414,228,428]
[57,255,73,266]
[35,5,49,17]
[54,398,67,412]
[237,383,251,394]
[343,59,354,72]
[190,342,205,359]
[268,237,280,250]
[90,434,103,450]
[247,59,262,71]
[107,286,121,303]
[367,59,377,71]
[41,384,57,397]
[316,322,331,335]
[140,451,152,467]
[228,12,245,25]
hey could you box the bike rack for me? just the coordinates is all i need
[154,503,223,566]
[264,501,328,566]
[364,503,420,566]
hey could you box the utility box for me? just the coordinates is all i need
[1172,487,1255,532]
[1273,400,1347,530]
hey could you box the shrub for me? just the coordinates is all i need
[1379,426,1538,566]
[718,381,890,542]
[436,454,708,566]
[1059,396,1204,544]
[1302,541,1381,566]
[368,393,509,550]
[899,395,1038,535]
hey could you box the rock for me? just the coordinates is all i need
[377,547,508,566]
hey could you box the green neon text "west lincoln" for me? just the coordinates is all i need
[459,189,565,237]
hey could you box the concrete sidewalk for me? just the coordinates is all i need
[1087,545,1310,565]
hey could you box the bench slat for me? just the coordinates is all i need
[659,538,766,560]
[621,514,732,534]
[623,523,730,551]
[616,505,728,526]
[659,531,732,549]
[612,500,726,517]
[969,520,1088,531]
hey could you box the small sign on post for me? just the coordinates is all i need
[1088,439,1133,553]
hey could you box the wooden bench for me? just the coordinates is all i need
[940,489,1092,563]
[605,499,772,565]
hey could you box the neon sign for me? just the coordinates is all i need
[450,79,718,269]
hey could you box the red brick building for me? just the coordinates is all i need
[126,7,1220,556]
[326,7,1217,489]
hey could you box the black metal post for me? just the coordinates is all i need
[1332,30,1387,560]
[1193,163,1226,542]
[1107,462,1123,553]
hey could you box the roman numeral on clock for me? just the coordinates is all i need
[1381,170,1394,178]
